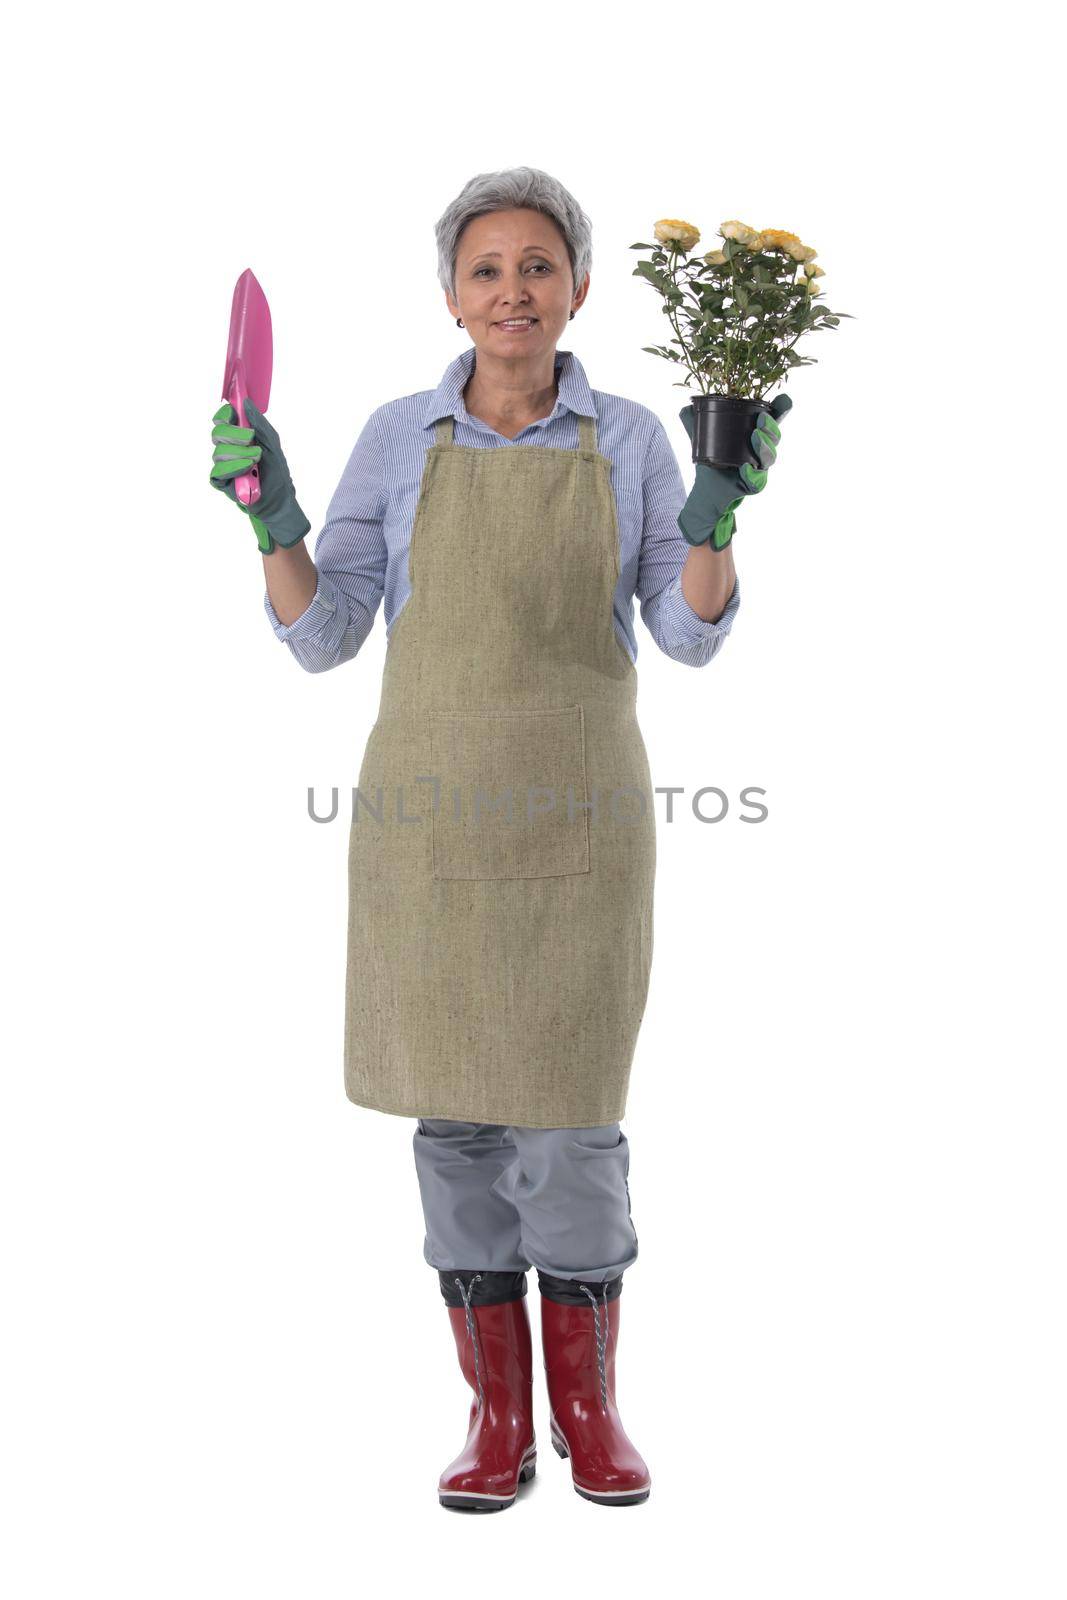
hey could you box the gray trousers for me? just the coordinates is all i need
[412,1119,640,1284]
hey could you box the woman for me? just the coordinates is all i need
[209,167,789,1512]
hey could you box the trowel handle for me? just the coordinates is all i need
[228,381,262,508]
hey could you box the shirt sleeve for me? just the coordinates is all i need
[635,414,741,669]
[263,408,388,673]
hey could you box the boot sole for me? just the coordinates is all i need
[438,1443,537,1511]
[550,1419,651,1506]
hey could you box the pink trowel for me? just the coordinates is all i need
[222,268,273,509]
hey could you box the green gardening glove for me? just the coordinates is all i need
[677,393,793,551]
[209,397,312,554]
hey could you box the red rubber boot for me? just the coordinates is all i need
[437,1270,537,1512]
[539,1271,651,1505]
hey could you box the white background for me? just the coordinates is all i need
[3,3,1063,1595]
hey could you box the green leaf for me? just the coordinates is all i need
[633,260,675,296]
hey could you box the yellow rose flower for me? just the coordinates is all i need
[786,241,818,263]
[720,219,760,245]
[760,228,802,252]
[703,249,728,266]
[653,218,701,251]
[807,264,825,278]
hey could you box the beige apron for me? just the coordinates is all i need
[344,409,656,1128]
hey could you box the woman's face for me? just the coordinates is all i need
[446,207,588,358]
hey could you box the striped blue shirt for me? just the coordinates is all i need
[264,346,740,672]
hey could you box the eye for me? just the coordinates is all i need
[473,262,551,278]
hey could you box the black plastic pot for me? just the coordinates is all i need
[690,394,764,470]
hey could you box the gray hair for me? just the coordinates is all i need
[435,166,592,301]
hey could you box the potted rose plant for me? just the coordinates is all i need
[631,218,852,469]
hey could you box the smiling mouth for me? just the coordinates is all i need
[494,318,539,328]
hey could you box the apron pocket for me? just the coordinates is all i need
[430,705,591,880]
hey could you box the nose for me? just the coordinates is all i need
[499,270,531,305]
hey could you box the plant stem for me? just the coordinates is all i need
[664,245,704,392]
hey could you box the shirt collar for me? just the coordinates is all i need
[420,346,597,431]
